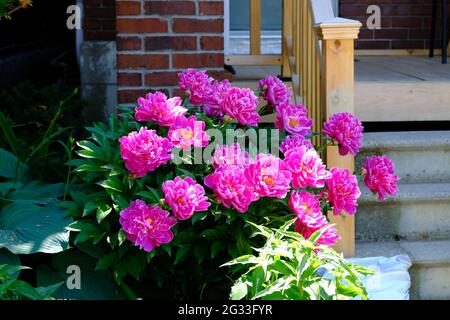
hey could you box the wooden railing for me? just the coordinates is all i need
[282,0,362,257]
[224,0,282,66]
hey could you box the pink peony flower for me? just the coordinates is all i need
[119,200,177,252]
[223,87,260,126]
[362,155,399,201]
[326,167,361,216]
[275,102,313,136]
[294,219,340,247]
[119,127,173,178]
[135,91,187,127]
[203,80,231,118]
[284,146,331,189]
[244,154,291,198]
[323,112,363,156]
[290,191,341,247]
[178,69,212,105]
[258,76,292,107]
[212,143,251,169]
[162,176,210,220]
[204,166,258,213]
[280,135,313,154]
[168,115,210,150]
[289,191,324,229]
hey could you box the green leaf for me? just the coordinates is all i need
[210,241,225,259]
[175,168,196,179]
[74,163,108,173]
[111,193,129,209]
[136,188,161,204]
[0,249,21,279]
[76,140,105,161]
[0,264,30,279]
[96,204,112,223]
[82,200,98,217]
[308,224,335,245]
[37,249,124,300]
[221,255,258,267]
[123,254,146,280]
[194,243,207,264]
[200,229,220,240]
[96,252,118,271]
[174,246,191,265]
[98,176,123,193]
[253,276,296,300]
[9,280,44,300]
[191,210,208,225]
[118,229,126,246]
[0,148,30,183]
[67,220,101,233]
[7,181,64,205]
[0,111,25,161]
[230,281,248,300]
[157,171,174,186]
[0,203,72,254]
[35,282,65,299]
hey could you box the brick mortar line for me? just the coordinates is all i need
[116,15,224,19]
[117,50,224,54]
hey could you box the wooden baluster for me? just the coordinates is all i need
[250,0,261,56]
[282,0,293,78]
[316,18,362,258]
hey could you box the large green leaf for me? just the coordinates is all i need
[0,148,30,183]
[0,203,72,254]
[7,181,64,205]
[0,248,21,279]
[37,249,124,300]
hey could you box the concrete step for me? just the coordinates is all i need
[356,131,450,184]
[356,239,450,299]
[356,182,450,241]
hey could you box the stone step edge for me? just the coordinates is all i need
[356,239,450,266]
[359,182,450,204]
[360,131,450,151]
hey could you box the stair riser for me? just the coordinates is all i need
[410,264,450,300]
[356,200,450,241]
[356,148,450,184]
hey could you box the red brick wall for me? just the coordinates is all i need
[83,0,116,41]
[340,0,450,50]
[116,0,227,104]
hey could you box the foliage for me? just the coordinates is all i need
[66,109,291,299]
[0,148,72,254]
[0,81,83,182]
[0,263,63,300]
[223,221,374,300]
[0,148,71,300]
[0,0,32,19]
[0,248,63,300]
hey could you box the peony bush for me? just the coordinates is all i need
[66,69,399,300]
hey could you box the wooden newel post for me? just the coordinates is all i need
[316,18,362,258]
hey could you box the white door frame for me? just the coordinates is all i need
[224,0,230,55]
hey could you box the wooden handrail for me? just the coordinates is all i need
[283,0,361,257]
[250,0,261,56]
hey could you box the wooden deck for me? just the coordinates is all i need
[355,56,450,122]
[231,56,450,122]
